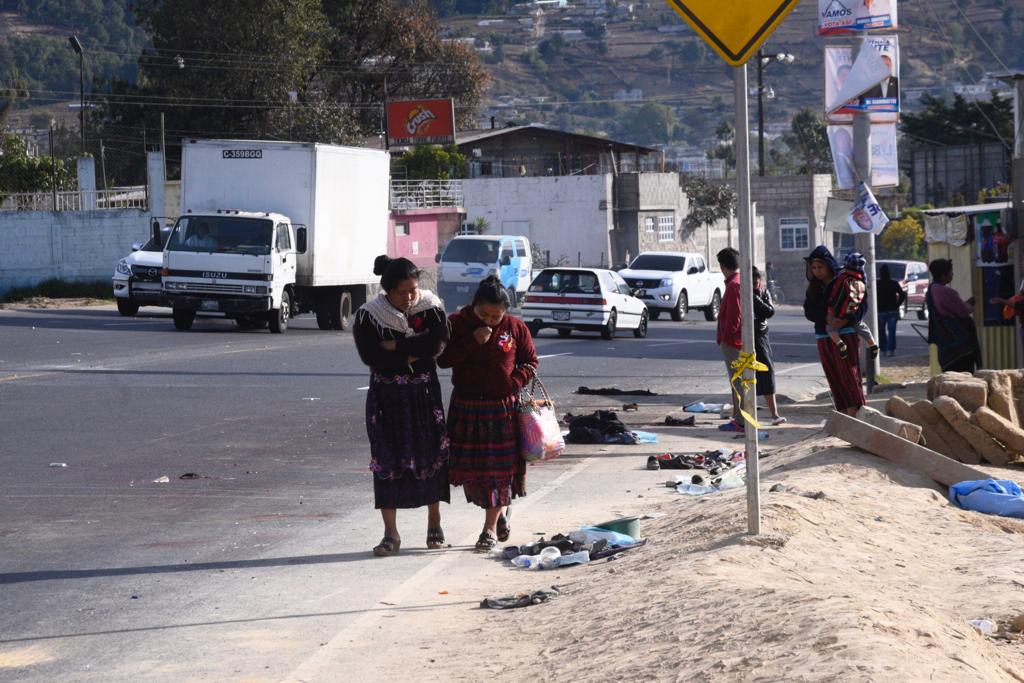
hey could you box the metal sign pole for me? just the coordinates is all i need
[734,63,761,535]
[852,36,879,389]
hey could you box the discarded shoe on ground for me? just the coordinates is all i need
[480,588,560,609]
[664,415,696,426]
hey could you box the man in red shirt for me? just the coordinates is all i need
[716,248,744,432]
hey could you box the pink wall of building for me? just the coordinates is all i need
[388,208,463,268]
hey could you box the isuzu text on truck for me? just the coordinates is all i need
[161,139,389,333]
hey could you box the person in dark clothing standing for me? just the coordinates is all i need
[353,256,450,557]
[876,264,907,357]
[752,266,785,425]
[438,276,538,552]
[804,245,865,416]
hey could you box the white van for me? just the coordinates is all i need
[436,235,532,309]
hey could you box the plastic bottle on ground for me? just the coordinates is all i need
[511,554,542,570]
[557,550,591,567]
[538,546,562,570]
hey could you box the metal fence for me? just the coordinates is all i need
[390,179,464,210]
[0,187,148,212]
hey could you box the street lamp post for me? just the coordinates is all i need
[756,49,794,177]
[68,35,85,157]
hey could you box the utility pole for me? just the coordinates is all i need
[68,35,85,157]
[734,64,761,536]
[99,139,108,190]
[160,112,167,185]
[757,50,766,176]
[49,122,58,210]
[852,36,879,390]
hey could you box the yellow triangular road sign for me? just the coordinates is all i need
[665,0,800,67]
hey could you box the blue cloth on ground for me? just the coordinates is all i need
[948,479,1024,519]
[631,430,658,443]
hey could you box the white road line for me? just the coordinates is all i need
[537,352,573,359]
[776,362,819,375]
[356,386,369,391]
[284,458,595,682]
[644,340,714,347]
[101,321,166,326]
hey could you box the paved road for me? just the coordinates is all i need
[0,303,927,680]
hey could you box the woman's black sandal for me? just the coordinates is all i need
[426,527,445,549]
[373,536,401,557]
[475,532,497,553]
[496,509,512,543]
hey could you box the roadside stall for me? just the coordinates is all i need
[922,201,1019,371]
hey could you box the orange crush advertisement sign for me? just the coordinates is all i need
[386,99,457,147]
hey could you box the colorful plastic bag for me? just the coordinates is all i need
[518,377,565,462]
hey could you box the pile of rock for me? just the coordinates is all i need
[884,370,1024,466]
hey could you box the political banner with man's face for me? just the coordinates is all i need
[828,123,898,190]
[848,183,889,235]
[819,0,898,35]
[824,37,900,122]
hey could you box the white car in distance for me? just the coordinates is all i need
[618,251,724,321]
[521,267,648,339]
[112,227,171,316]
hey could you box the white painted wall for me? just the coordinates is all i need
[0,209,150,293]
[462,175,614,267]
[0,151,164,294]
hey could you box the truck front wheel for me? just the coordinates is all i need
[269,291,290,334]
[172,308,195,331]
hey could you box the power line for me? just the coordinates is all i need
[919,1,1011,150]
[947,0,1011,72]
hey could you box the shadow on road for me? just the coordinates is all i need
[0,599,480,644]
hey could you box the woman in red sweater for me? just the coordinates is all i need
[438,276,538,552]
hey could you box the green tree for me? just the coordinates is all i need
[777,108,831,175]
[707,120,735,172]
[0,134,75,198]
[395,144,467,180]
[879,214,925,261]
[680,174,736,232]
[619,102,675,145]
[538,33,566,62]
[902,93,1013,147]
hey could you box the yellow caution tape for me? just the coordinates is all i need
[730,351,768,430]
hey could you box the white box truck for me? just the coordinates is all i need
[161,139,389,333]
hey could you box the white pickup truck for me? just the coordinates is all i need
[617,251,725,321]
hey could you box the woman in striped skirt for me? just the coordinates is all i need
[803,245,865,415]
[438,276,538,552]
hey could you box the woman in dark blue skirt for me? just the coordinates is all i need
[353,256,450,557]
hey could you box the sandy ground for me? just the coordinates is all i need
[0,297,111,310]
[299,394,1024,683]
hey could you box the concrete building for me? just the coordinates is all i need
[457,123,660,179]
[752,174,836,303]
[461,171,763,273]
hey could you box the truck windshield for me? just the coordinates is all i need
[628,255,686,272]
[442,239,500,263]
[168,216,274,255]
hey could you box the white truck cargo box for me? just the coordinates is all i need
[180,139,389,287]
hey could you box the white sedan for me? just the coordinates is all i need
[521,267,649,339]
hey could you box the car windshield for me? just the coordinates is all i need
[442,239,500,263]
[628,255,686,272]
[877,262,907,280]
[167,216,274,255]
[141,229,171,252]
[530,270,600,294]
